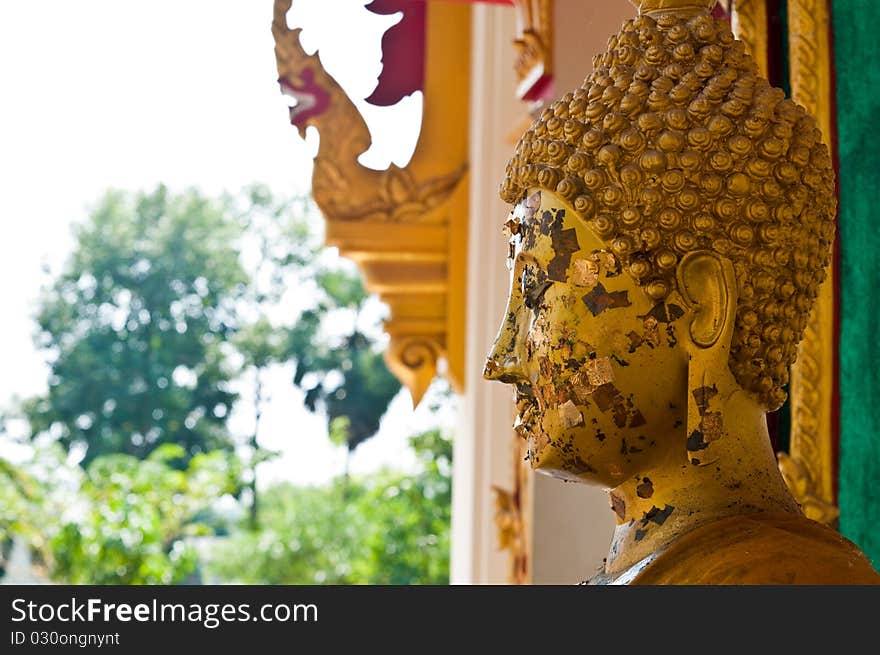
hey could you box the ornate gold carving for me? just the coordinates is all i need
[731,0,768,78]
[512,0,553,99]
[384,335,444,411]
[784,0,837,524]
[778,452,838,525]
[272,0,471,404]
[312,160,466,225]
[499,10,836,411]
[492,438,531,584]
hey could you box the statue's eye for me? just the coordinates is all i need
[522,264,552,309]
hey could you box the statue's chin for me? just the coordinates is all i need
[533,466,593,485]
[528,426,631,487]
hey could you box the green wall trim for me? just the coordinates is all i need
[833,0,880,567]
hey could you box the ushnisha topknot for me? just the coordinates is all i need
[499,9,836,411]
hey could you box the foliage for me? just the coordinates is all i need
[51,444,238,584]
[205,429,451,585]
[23,186,247,465]
[21,183,399,468]
[5,183,436,585]
[2,441,240,584]
[48,444,240,585]
[0,454,45,577]
[354,427,452,584]
[289,268,401,453]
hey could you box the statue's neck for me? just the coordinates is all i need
[602,405,802,576]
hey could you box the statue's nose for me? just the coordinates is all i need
[484,301,529,384]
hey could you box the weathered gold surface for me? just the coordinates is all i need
[784,0,838,525]
[628,513,878,583]
[272,0,471,404]
[485,1,876,584]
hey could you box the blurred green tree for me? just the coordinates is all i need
[1,436,241,584]
[22,186,247,465]
[288,267,401,480]
[0,455,43,578]
[48,444,240,584]
[7,183,418,583]
[205,428,451,584]
[21,184,400,471]
[225,185,402,519]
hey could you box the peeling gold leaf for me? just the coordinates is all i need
[571,258,600,287]
[559,399,584,428]
[503,215,521,238]
[643,316,661,347]
[700,411,724,442]
[583,357,615,386]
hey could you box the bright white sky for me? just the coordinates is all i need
[0,0,442,486]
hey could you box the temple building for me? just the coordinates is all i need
[273,0,879,583]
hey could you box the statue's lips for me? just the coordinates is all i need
[513,405,536,439]
[515,386,538,432]
[516,404,536,423]
[515,386,534,407]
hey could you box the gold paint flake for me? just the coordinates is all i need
[599,251,622,277]
[583,357,615,386]
[570,357,615,403]
[571,258,600,287]
[503,214,520,239]
[559,400,584,428]
[531,432,550,457]
[559,399,584,428]
[529,322,550,350]
[643,316,662,347]
[700,411,723,442]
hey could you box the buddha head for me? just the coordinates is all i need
[484,0,836,492]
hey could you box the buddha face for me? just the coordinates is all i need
[485,189,690,488]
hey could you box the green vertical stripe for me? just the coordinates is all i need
[833,0,880,567]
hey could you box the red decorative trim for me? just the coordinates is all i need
[712,1,729,21]
[279,69,331,127]
[366,0,427,106]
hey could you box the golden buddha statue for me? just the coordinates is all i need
[484,0,880,584]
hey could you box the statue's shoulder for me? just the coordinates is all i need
[630,513,880,585]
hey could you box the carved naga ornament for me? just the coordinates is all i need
[272,0,471,404]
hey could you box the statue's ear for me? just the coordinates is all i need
[676,251,739,466]
[675,251,738,351]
